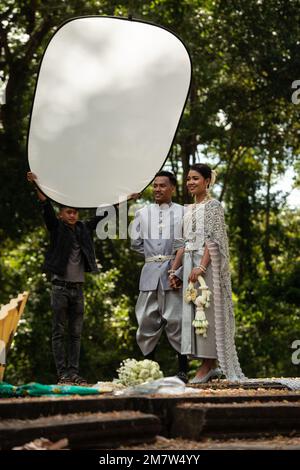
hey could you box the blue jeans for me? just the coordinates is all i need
[51,284,84,377]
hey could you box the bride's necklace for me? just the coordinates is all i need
[194,193,211,205]
[190,194,211,233]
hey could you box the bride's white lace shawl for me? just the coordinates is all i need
[203,199,245,380]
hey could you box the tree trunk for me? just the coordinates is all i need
[263,152,273,275]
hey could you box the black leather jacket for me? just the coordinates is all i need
[41,200,106,276]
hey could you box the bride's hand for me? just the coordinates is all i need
[188,267,205,283]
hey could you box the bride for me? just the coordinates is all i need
[169,163,245,383]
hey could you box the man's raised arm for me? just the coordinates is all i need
[27,172,58,231]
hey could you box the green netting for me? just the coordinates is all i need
[0,381,100,397]
[0,382,18,398]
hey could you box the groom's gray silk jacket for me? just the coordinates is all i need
[130,202,184,291]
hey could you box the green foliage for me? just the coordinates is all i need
[235,273,300,378]
[0,228,137,384]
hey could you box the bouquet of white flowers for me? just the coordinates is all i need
[116,359,164,387]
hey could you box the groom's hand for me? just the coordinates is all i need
[128,192,141,201]
[169,275,182,289]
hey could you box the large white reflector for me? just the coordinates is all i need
[28,17,191,207]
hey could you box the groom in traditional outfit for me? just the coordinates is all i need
[131,171,188,382]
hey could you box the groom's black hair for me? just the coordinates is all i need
[154,171,177,187]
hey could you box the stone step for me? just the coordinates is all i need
[171,402,300,439]
[0,410,161,450]
[1,392,299,420]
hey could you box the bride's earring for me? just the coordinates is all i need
[206,183,211,199]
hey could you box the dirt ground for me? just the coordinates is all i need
[117,434,300,450]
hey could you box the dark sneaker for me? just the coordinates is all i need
[57,374,72,385]
[176,371,189,384]
[69,374,88,385]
